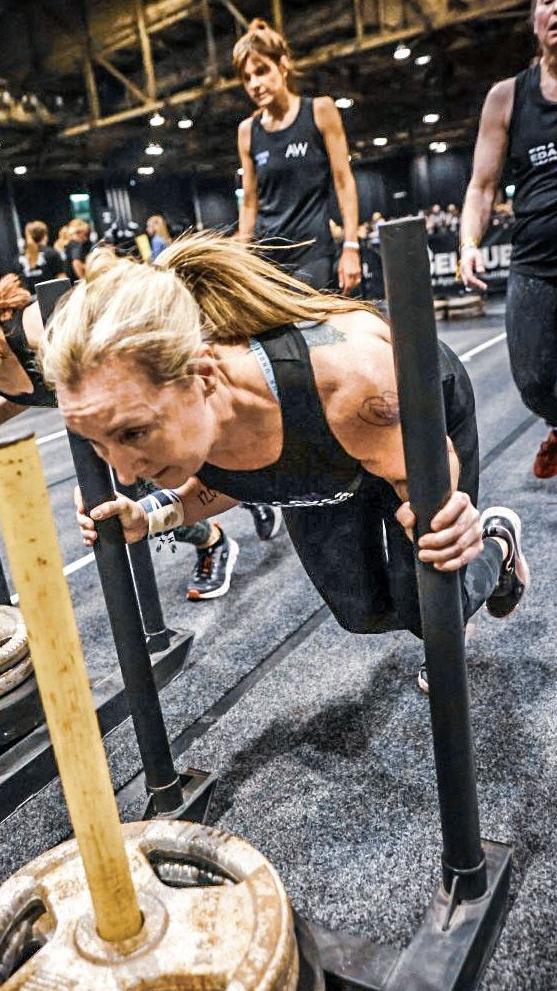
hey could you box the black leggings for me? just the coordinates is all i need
[284,347,503,639]
[506,269,557,427]
[293,254,335,291]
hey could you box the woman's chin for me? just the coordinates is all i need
[148,465,196,487]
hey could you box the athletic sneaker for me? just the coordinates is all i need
[244,503,283,541]
[416,508,529,695]
[186,525,239,600]
[480,507,530,619]
[533,429,557,478]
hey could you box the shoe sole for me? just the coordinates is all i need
[186,539,240,600]
[481,506,531,616]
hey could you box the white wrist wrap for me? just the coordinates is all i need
[138,488,184,536]
[343,240,360,250]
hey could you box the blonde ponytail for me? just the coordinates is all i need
[41,232,375,390]
[156,232,374,343]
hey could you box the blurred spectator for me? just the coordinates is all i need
[66,219,91,282]
[53,224,72,279]
[146,215,171,260]
[425,203,447,234]
[445,203,461,233]
[13,220,65,293]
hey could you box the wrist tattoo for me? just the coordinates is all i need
[197,486,220,508]
[357,392,400,427]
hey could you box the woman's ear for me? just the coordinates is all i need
[279,54,290,78]
[190,343,218,397]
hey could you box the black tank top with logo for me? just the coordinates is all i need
[508,64,557,278]
[0,304,57,407]
[197,325,363,507]
[196,326,474,509]
[250,97,335,265]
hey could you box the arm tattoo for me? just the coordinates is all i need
[197,486,220,508]
[357,392,400,427]
[300,321,347,349]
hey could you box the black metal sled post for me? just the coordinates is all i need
[306,217,511,991]
[34,278,215,823]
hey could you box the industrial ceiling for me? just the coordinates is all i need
[0,0,533,179]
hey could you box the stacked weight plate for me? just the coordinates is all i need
[0,606,43,750]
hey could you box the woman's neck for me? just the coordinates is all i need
[541,51,557,83]
[262,89,299,125]
[205,343,282,469]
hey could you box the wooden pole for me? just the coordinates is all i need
[0,433,143,943]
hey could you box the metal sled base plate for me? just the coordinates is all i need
[306,840,512,991]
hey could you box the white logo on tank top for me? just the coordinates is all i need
[285,141,308,159]
[528,142,557,168]
[255,150,270,167]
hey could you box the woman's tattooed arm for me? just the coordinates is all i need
[357,392,400,427]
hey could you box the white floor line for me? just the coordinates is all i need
[37,428,67,446]
[460,331,507,363]
[10,551,95,604]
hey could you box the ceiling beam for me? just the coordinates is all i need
[61,0,526,137]
[83,55,101,121]
[135,0,157,100]
[272,0,284,37]
[93,52,150,105]
[354,0,365,42]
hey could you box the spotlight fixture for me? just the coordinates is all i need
[138,165,155,175]
[430,141,448,153]
[13,165,27,175]
[149,111,165,126]
[394,43,411,61]
[178,117,194,129]
[373,137,388,147]
[423,112,440,124]
[145,142,164,155]
[237,167,244,175]
[415,55,432,66]
[335,97,354,109]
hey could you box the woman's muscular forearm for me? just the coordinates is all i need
[174,476,239,524]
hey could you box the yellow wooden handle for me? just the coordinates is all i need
[0,433,142,942]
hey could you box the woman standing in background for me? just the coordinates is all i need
[14,221,65,293]
[234,18,361,293]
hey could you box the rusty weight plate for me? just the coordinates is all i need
[0,608,28,674]
[0,820,299,990]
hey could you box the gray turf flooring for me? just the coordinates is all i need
[0,304,556,988]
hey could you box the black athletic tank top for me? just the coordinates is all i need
[0,305,56,407]
[197,325,364,506]
[508,64,557,278]
[250,97,335,265]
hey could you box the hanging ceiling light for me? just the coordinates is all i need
[13,165,27,175]
[138,165,154,175]
[149,111,165,126]
[335,97,354,109]
[423,112,441,124]
[178,117,194,129]
[415,55,432,66]
[373,137,388,147]
[145,142,164,156]
[394,43,411,61]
